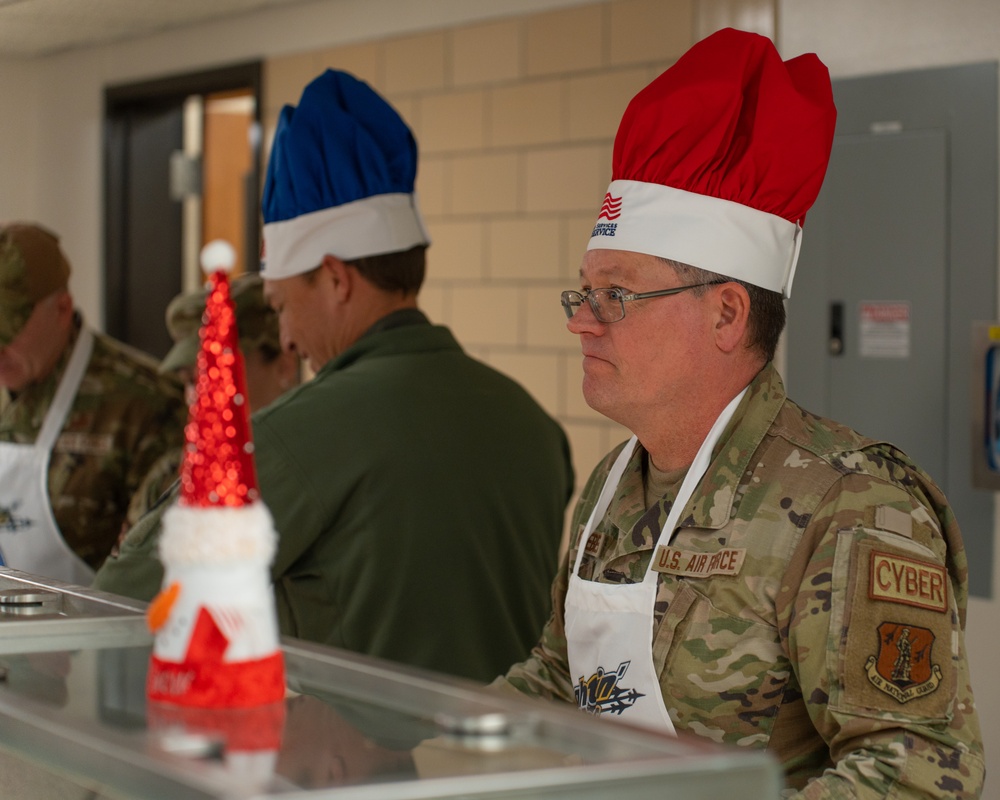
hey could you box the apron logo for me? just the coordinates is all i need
[0,501,33,532]
[864,622,943,703]
[574,660,645,717]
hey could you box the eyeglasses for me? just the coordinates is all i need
[560,281,725,324]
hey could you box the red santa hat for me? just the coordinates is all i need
[588,27,836,297]
[147,240,285,710]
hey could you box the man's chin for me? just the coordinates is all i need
[581,381,616,420]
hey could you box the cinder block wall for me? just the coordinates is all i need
[263,0,775,508]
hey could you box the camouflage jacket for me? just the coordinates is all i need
[499,362,984,798]
[123,447,182,530]
[0,319,187,570]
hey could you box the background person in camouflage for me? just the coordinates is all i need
[121,272,300,529]
[495,29,984,798]
[0,222,186,583]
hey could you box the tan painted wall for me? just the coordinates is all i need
[262,0,776,501]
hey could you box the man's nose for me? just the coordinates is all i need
[566,299,604,334]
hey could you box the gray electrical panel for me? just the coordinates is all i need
[788,62,998,598]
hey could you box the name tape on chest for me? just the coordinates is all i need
[868,550,947,613]
[54,432,114,457]
[653,545,746,578]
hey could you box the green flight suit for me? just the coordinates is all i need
[95,310,574,683]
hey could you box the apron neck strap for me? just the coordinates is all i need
[572,385,750,577]
[36,328,94,450]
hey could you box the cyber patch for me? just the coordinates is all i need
[864,622,943,703]
[868,550,947,613]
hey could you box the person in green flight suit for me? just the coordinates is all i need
[94,68,575,685]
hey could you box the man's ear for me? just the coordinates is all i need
[321,254,353,303]
[53,289,74,324]
[713,282,751,354]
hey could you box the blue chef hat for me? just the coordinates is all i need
[261,69,430,279]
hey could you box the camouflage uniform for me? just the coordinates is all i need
[499,362,984,798]
[123,449,182,531]
[0,318,187,570]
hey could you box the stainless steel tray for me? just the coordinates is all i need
[0,567,149,653]
[0,572,781,799]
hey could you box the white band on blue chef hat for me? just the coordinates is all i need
[261,192,431,280]
[587,180,803,298]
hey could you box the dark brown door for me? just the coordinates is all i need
[106,101,184,358]
[104,62,262,360]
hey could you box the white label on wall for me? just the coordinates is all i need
[859,301,911,358]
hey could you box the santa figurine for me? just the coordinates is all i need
[146,240,285,710]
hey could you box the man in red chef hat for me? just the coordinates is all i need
[497,28,984,799]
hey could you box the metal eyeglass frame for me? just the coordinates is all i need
[560,281,726,324]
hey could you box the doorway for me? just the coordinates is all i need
[786,62,998,598]
[103,62,262,359]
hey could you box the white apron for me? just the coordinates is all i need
[0,328,95,585]
[565,387,748,734]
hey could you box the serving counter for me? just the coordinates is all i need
[0,568,781,799]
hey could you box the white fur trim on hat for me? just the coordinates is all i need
[587,180,803,298]
[160,502,277,566]
[261,192,431,280]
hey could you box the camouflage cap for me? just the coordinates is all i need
[160,273,280,374]
[0,222,72,345]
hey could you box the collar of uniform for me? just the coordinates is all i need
[605,362,787,537]
[359,307,428,338]
[314,309,461,379]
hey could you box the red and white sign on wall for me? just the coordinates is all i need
[859,301,911,359]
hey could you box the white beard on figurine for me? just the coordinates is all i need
[146,240,285,711]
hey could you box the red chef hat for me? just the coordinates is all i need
[588,27,837,297]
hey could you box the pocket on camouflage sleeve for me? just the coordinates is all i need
[831,528,955,722]
[658,580,790,747]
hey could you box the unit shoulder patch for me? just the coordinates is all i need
[840,534,955,718]
[864,622,943,703]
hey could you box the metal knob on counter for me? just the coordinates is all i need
[0,589,61,616]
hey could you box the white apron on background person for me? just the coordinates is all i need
[565,387,748,735]
[0,328,95,585]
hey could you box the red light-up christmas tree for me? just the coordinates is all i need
[146,240,285,709]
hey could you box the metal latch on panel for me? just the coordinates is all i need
[971,322,1000,489]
